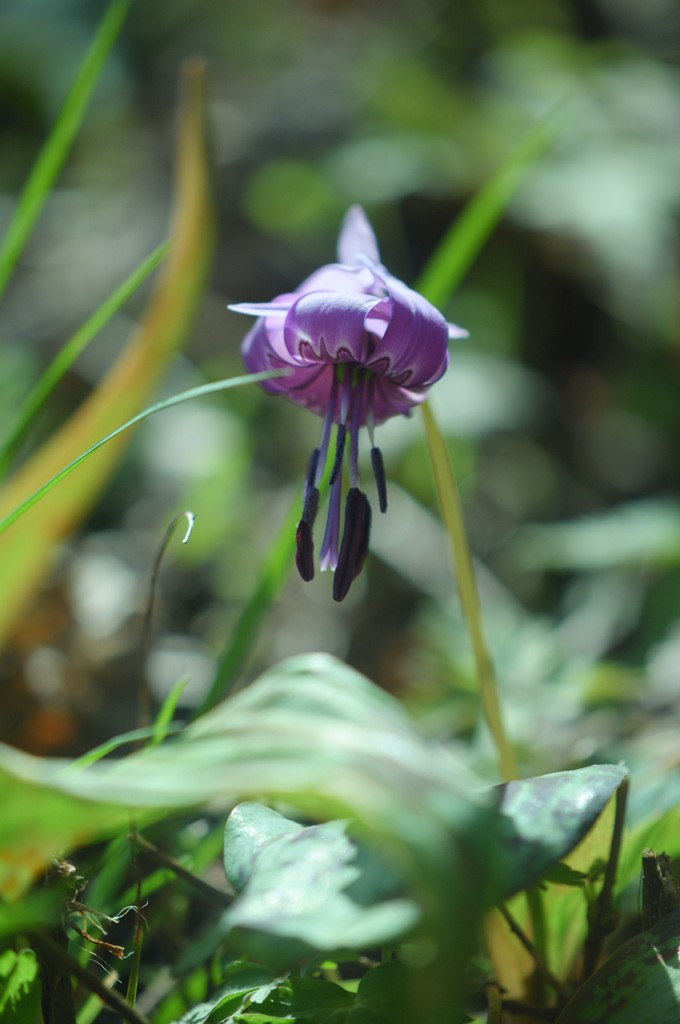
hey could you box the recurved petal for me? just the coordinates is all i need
[297,261,378,297]
[448,322,469,339]
[337,205,381,267]
[241,319,313,397]
[284,291,383,364]
[228,295,296,317]
[364,270,449,388]
[372,376,430,424]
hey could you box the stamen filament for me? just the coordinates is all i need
[314,372,340,487]
[365,373,376,448]
[349,371,365,489]
[320,471,343,571]
[339,363,353,424]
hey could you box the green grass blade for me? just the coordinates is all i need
[415,104,569,308]
[0,370,283,538]
[0,240,171,480]
[68,726,180,771]
[195,495,301,716]
[0,0,131,302]
[150,677,189,748]
[196,435,334,716]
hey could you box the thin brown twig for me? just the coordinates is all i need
[130,832,233,906]
[30,932,152,1024]
[497,903,568,1005]
[581,775,629,982]
[485,980,503,1024]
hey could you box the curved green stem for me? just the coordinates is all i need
[421,399,518,782]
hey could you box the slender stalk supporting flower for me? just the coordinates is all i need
[421,399,518,782]
[230,205,467,600]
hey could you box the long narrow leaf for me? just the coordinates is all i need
[0,372,282,539]
[0,0,131,301]
[196,494,301,715]
[0,59,212,645]
[0,240,171,480]
[415,105,568,308]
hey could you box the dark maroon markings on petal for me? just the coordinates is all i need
[370,447,388,513]
[366,356,390,377]
[365,270,449,388]
[333,488,372,602]
[298,341,318,363]
[283,291,381,365]
[295,519,315,582]
[329,424,346,486]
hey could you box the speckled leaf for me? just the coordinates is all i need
[496,764,628,897]
[0,653,497,1020]
[221,804,419,965]
[556,910,680,1023]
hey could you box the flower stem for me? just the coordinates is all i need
[420,400,518,781]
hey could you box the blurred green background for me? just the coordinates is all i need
[1,0,679,810]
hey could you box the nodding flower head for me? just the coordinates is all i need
[229,205,467,601]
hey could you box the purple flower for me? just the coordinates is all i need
[229,206,467,601]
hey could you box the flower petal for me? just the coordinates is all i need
[284,291,383,364]
[228,297,295,317]
[241,319,326,404]
[337,205,381,267]
[448,322,469,340]
[372,376,430,424]
[297,262,377,296]
[364,270,449,388]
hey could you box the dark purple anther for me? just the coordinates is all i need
[370,447,388,513]
[333,488,372,602]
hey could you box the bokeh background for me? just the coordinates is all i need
[1,0,680,802]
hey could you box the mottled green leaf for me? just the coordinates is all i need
[173,962,284,1024]
[496,764,628,897]
[556,910,680,1023]
[221,804,419,965]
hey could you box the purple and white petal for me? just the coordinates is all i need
[296,262,377,297]
[364,272,449,387]
[283,291,383,364]
[371,377,429,424]
[228,297,295,318]
[337,205,381,267]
